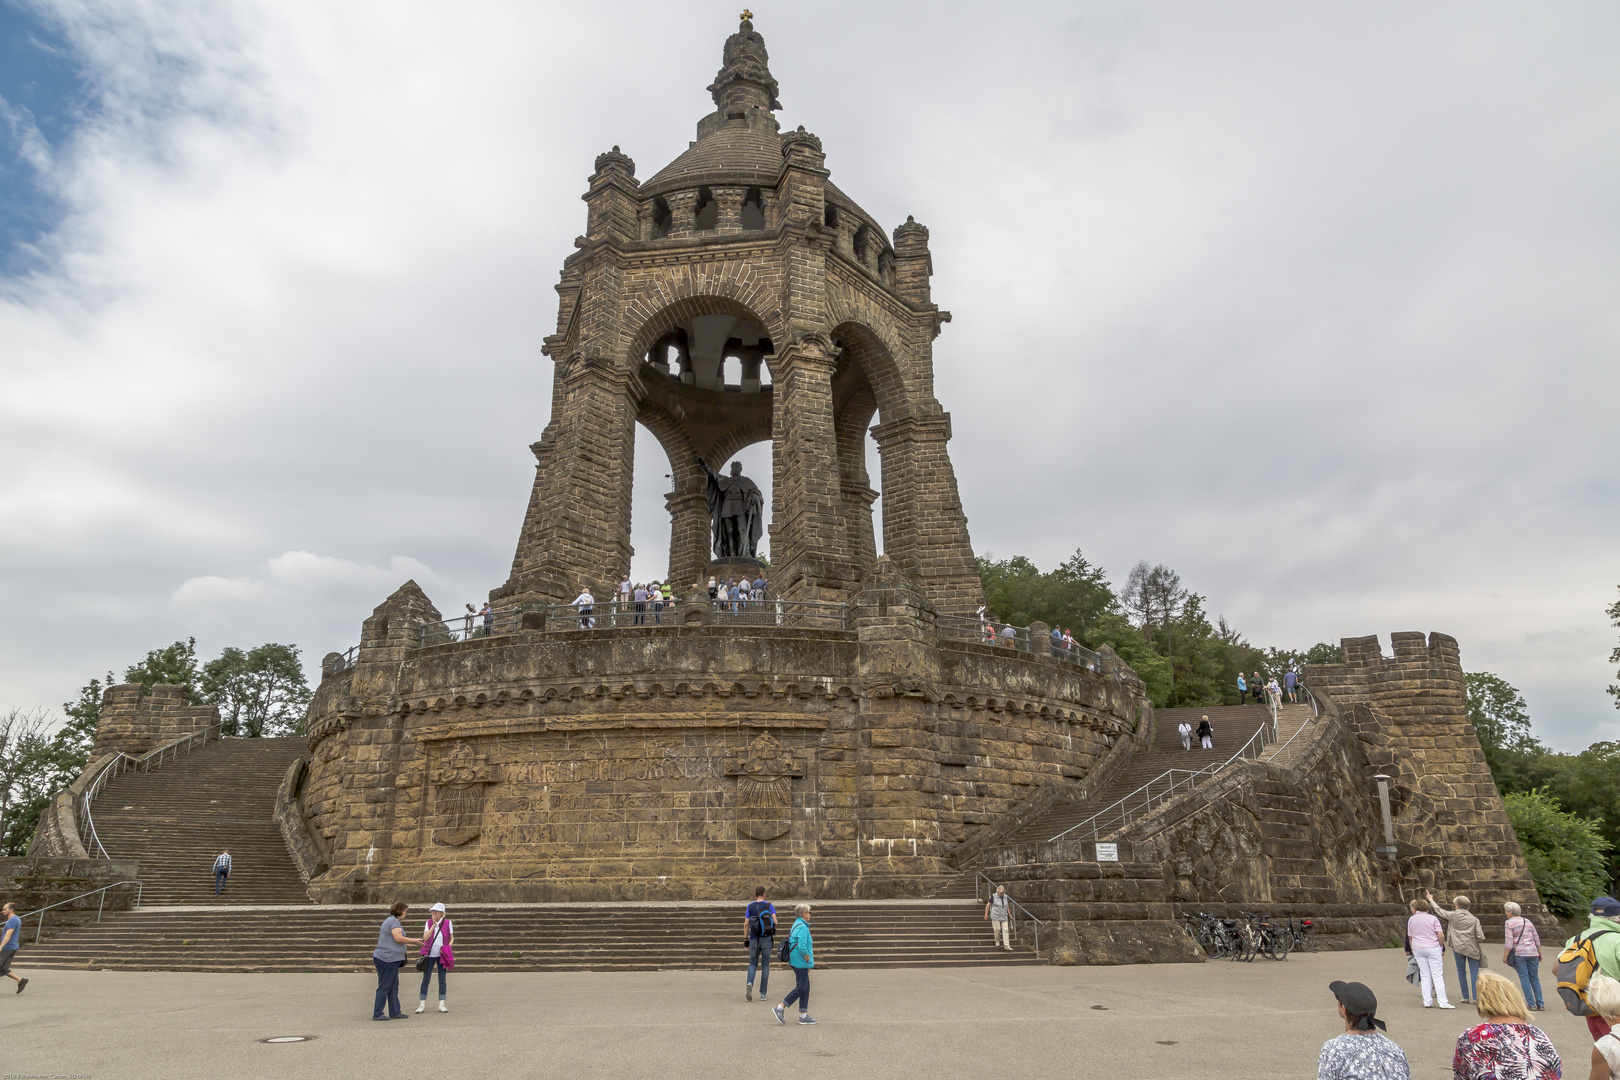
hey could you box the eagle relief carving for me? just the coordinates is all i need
[430,740,496,847]
[724,733,804,841]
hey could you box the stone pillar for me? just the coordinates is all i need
[667,190,698,238]
[870,411,985,615]
[714,186,746,234]
[778,127,827,226]
[583,147,639,243]
[891,216,933,306]
[840,479,879,573]
[771,335,853,598]
[665,473,711,593]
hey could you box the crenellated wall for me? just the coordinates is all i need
[296,568,1152,903]
[92,683,218,756]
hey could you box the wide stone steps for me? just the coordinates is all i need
[89,735,311,905]
[985,705,1275,851]
[18,903,1043,972]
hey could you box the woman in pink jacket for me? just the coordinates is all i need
[1409,898,1455,1009]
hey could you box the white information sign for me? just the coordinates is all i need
[1094,842,1119,862]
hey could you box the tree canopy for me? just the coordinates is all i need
[199,643,311,738]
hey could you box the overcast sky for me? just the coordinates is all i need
[1,1,1616,751]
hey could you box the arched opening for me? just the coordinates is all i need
[652,196,672,239]
[628,296,781,591]
[742,186,765,230]
[824,204,838,229]
[694,186,718,232]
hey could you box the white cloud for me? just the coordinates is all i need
[0,0,1616,754]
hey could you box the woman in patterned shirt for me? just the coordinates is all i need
[1451,972,1561,1080]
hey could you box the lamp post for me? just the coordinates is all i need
[1374,774,1397,856]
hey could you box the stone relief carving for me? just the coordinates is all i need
[430,740,496,847]
[724,733,804,841]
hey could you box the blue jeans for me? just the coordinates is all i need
[1511,954,1544,1008]
[747,936,771,994]
[373,957,403,1018]
[782,965,810,1013]
[214,869,228,894]
[1454,952,1480,1000]
[419,956,447,1000]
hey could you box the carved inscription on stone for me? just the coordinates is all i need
[430,740,495,847]
[724,733,804,841]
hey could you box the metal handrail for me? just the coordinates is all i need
[17,880,142,945]
[938,614,1029,650]
[1264,685,1323,767]
[974,871,1043,955]
[80,723,222,859]
[1047,718,1276,846]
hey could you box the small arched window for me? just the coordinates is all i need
[742,186,765,230]
[854,224,877,271]
[651,196,672,239]
[824,204,838,229]
[694,186,718,231]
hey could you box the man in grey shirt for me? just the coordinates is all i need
[372,901,422,1020]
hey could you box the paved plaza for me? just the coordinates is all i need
[0,949,1594,1080]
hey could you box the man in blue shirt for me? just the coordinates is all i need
[1,901,27,993]
[744,886,776,1001]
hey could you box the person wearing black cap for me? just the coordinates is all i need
[1317,981,1410,1080]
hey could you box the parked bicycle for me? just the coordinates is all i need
[1281,911,1317,953]
[1181,911,1254,961]
[1239,911,1293,961]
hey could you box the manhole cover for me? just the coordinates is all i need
[260,1036,316,1043]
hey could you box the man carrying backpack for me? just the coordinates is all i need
[1566,896,1620,1041]
[744,886,776,1002]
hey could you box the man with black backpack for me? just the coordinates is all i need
[744,886,777,1002]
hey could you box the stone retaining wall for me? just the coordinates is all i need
[299,569,1151,903]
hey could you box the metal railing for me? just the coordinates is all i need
[938,614,1029,650]
[711,598,846,629]
[1046,717,1277,846]
[419,606,527,645]
[331,645,359,673]
[540,600,664,631]
[974,871,1044,955]
[1264,685,1322,768]
[1049,639,1103,671]
[80,724,222,859]
[17,881,142,945]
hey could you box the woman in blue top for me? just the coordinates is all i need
[773,904,817,1026]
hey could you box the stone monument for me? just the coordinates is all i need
[277,15,1553,945]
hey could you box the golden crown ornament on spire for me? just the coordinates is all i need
[740,9,753,21]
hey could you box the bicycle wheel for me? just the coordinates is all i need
[1298,925,1316,953]
[1266,928,1292,961]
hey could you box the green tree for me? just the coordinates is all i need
[0,707,55,857]
[125,638,200,696]
[1504,789,1613,917]
[198,643,312,737]
[976,549,1116,638]
[1608,586,1620,710]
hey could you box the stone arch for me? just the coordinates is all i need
[623,288,783,378]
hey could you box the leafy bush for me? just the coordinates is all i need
[1504,790,1613,917]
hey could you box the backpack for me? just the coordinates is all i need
[779,933,793,964]
[751,905,776,938]
[1555,929,1615,1016]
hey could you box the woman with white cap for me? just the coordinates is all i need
[416,903,455,1013]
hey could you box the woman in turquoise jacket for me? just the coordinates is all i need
[773,904,817,1026]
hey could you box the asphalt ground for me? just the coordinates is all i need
[0,948,1591,1080]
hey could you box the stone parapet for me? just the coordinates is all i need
[300,580,1150,904]
[92,683,219,756]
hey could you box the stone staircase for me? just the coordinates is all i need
[988,705,1273,853]
[17,901,1042,972]
[89,736,310,905]
[1261,702,1316,761]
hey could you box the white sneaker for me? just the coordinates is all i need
[1438,1003,1456,1010]
[438,1002,448,1013]
[415,1002,426,1013]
